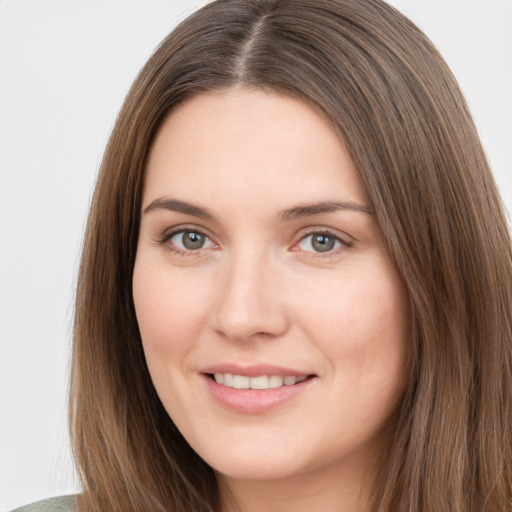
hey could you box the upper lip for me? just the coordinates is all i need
[200,363,314,378]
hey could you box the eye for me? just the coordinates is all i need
[167,230,215,251]
[297,232,346,253]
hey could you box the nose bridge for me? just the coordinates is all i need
[212,245,288,342]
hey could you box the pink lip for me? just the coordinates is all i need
[200,366,316,414]
[200,363,312,378]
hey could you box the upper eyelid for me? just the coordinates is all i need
[299,231,344,243]
[161,225,214,240]
[294,226,354,244]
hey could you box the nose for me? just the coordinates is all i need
[211,249,289,343]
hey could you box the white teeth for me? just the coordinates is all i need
[249,375,268,389]
[212,373,308,390]
[233,375,250,389]
[269,375,284,388]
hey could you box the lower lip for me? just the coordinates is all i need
[202,374,315,414]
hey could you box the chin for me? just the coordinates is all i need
[212,456,306,482]
[186,431,309,481]
[189,431,352,486]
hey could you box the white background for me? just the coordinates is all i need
[0,1,511,510]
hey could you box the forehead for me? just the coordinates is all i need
[144,89,365,209]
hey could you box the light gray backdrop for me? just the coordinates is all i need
[0,1,511,509]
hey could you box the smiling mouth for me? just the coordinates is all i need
[208,373,313,390]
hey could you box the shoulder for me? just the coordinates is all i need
[11,495,76,512]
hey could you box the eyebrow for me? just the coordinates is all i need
[143,197,373,221]
[277,200,373,222]
[143,198,214,219]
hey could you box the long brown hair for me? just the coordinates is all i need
[70,1,512,510]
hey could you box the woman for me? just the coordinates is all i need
[15,0,512,511]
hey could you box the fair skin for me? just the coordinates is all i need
[133,89,410,512]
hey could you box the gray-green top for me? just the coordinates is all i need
[11,496,75,512]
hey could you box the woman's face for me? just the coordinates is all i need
[133,89,410,486]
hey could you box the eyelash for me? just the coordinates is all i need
[159,227,216,257]
[158,227,353,256]
[293,229,353,256]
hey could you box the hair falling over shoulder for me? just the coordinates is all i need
[69,1,512,511]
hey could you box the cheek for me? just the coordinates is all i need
[299,271,408,347]
[294,264,410,397]
[132,260,211,357]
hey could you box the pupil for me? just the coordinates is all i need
[183,231,205,250]
[312,234,334,252]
